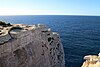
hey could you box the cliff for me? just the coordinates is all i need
[0,22,65,67]
[82,53,100,67]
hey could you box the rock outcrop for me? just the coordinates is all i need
[82,53,100,67]
[0,21,65,67]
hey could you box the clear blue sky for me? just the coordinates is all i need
[0,0,100,15]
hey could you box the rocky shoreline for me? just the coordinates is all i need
[82,53,100,67]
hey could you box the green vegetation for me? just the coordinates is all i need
[0,21,12,27]
[7,23,12,26]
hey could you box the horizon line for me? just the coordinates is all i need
[0,14,100,16]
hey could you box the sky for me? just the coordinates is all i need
[0,0,100,15]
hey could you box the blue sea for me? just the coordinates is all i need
[0,15,100,67]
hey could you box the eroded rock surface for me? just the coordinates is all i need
[0,21,65,67]
[82,53,100,67]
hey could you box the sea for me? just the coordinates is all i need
[0,15,100,67]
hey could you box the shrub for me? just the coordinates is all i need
[0,21,12,27]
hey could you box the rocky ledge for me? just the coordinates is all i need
[0,21,36,45]
[82,53,100,67]
[0,21,65,67]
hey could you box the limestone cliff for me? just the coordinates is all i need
[0,21,65,67]
[82,53,100,67]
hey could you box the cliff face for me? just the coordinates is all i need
[82,54,100,67]
[0,23,65,67]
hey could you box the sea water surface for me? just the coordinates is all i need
[0,15,100,67]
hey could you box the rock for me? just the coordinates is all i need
[82,54,100,67]
[0,21,65,67]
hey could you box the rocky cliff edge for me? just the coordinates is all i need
[0,21,65,67]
